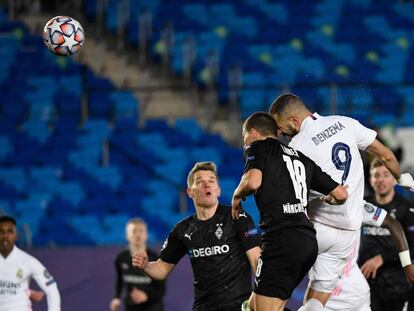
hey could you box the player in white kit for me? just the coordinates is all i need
[240,200,414,311]
[0,215,61,311]
[269,93,414,311]
[326,201,414,311]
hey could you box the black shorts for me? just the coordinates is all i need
[193,296,248,311]
[194,301,243,311]
[254,227,318,300]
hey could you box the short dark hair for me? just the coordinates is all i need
[243,112,278,137]
[269,93,304,116]
[0,215,16,226]
[187,161,219,188]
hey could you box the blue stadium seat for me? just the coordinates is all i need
[2,0,414,247]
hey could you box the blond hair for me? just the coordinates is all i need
[126,217,147,228]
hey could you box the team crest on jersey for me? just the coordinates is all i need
[215,223,223,239]
[16,269,23,280]
[364,202,375,213]
[121,263,129,270]
[43,269,52,279]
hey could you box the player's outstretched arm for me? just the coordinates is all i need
[362,206,414,283]
[323,185,348,205]
[232,169,262,219]
[382,215,409,255]
[132,252,175,280]
[365,139,400,180]
[382,215,414,283]
[366,140,414,191]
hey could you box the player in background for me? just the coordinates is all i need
[110,218,165,311]
[231,112,348,311]
[0,215,61,311]
[132,162,261,311]
[359,159,414,311]
[269,93,414,311]
[325,200,414,311]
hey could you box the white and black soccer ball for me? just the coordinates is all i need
[43,16,85,56]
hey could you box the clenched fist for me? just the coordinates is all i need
[132,251,149,270]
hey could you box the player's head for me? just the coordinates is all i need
[242,112,278,147]
[369,158,395,197]
[126,218,148,248]
[0,215,18,256]
[187,161,221,209]
[269,93,310,137]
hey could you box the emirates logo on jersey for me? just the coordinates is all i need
[215,223,223,240]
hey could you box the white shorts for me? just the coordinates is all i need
[325,264,371,311]
[308,222,359,292]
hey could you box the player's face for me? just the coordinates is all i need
[273,114,299,137]
[188,170,221,208]
[0,222,17,255]
[126,223,147,247]
[370,165,395,196]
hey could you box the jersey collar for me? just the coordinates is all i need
[300,112,320,131]
[1,245,18,261]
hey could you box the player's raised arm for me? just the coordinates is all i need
[233,124,269,220]
[232,169,262,219]
[364,136,414,191]
[365,139,400,180]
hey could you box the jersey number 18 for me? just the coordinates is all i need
[283,155,308,206]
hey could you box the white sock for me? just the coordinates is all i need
[302,298,324,311]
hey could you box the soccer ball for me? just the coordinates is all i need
[43,16,85,56]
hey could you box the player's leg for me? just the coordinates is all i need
[255,228,318,311]
[325,264,371,311]
[303,223,358,308]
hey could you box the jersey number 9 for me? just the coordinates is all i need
[331,142,352,184]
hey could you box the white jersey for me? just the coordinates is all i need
[0,246,61,311]
[326,201,386,311]
[289,113,377,230]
